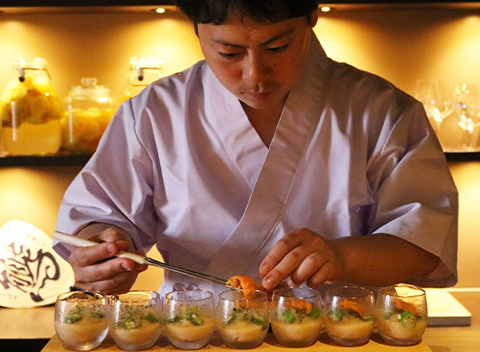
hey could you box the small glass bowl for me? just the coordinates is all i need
[323,285,375,346]
[375,284,427,346]
[55,291,109,351]
[109,290,163,351]
[216,289,269,349]
[270,287,323,347]
[164,289,215,349]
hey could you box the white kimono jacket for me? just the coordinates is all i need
[54,33,458,296]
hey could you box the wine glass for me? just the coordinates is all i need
[415,79,455,134]
[455,83,480,151]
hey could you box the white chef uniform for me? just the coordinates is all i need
[54,32,458,297]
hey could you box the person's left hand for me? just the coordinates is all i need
[259,228,344,290]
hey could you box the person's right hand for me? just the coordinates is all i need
[68,227,148,294]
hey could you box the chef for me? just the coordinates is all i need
[53,0,458,296]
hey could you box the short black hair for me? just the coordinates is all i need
[175,0,320,25]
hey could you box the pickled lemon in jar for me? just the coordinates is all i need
[0,58,62,155]
[61,78,115,154]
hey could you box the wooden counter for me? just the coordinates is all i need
[35,291,480,352]
[42,332,434,352]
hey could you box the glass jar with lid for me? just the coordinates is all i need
[0,57,62,155]
[61,77,116,154]
[120,56,164,102]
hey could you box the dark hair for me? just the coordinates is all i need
[175,0,320,25]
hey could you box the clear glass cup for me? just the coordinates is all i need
[324,285,375,346]
[54,291,109,351]
[270,287,323,347]
[375,284,428,346]
[216,290,269,349]
[109,290,163,351]
[164,289,215,349]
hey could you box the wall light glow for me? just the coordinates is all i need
[321,6,331,12]
[155,8,166,14]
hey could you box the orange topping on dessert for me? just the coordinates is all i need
[392,298,418,316]
[287,297,313,314]
[226,275,256,296]
[338,300,365,316]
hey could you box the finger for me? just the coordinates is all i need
[69,242,119,267]
[79,269,142,294]
[74,257,140,284]
[261,246,309,290]
[259,230,305,277]
[306,260,342,288]
[289,251,327,286]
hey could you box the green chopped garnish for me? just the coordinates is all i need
[225,313,237,326]
[400,311,417,329]
[308,307,321,319]
[327,309,343,323]
[166,315,182,324]
[186,312,204,326]
[145,314,159,323]
[119,318,141,329]
[281,309,297,324]
[64,306,84,324]
[250,314,268,330]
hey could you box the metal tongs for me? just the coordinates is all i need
[53,231,237,290]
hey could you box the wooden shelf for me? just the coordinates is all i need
[445,152,480,162]
[0,0,175,6]
[0,154,92,167]
[0,152,476,168]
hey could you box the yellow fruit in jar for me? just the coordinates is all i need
[60,107,113,153]
[1,74,60,126]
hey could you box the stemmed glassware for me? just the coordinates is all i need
[438,83,480,152]
[414,79,455,134]
[455,83,480,151]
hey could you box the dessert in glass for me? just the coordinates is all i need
[109,290,163,351]
[54,291,109,351]
[270,287,323,347]
[164,289,216,349]
[217,289,269,349]
[375,284,427,346]
[324,285,375,346]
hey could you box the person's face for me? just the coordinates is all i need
[197,12,318,112]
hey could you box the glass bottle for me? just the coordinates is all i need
[120,56,164,102]
[0,58,62,155]
[61,77,115,154]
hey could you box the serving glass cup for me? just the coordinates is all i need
[323,285,375,346]
[109,290,163,351]
[375,284,428,346]
[164,289,216,349]
[270,287,323,347]
[216,289,269,349]
[54,291,109,351]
